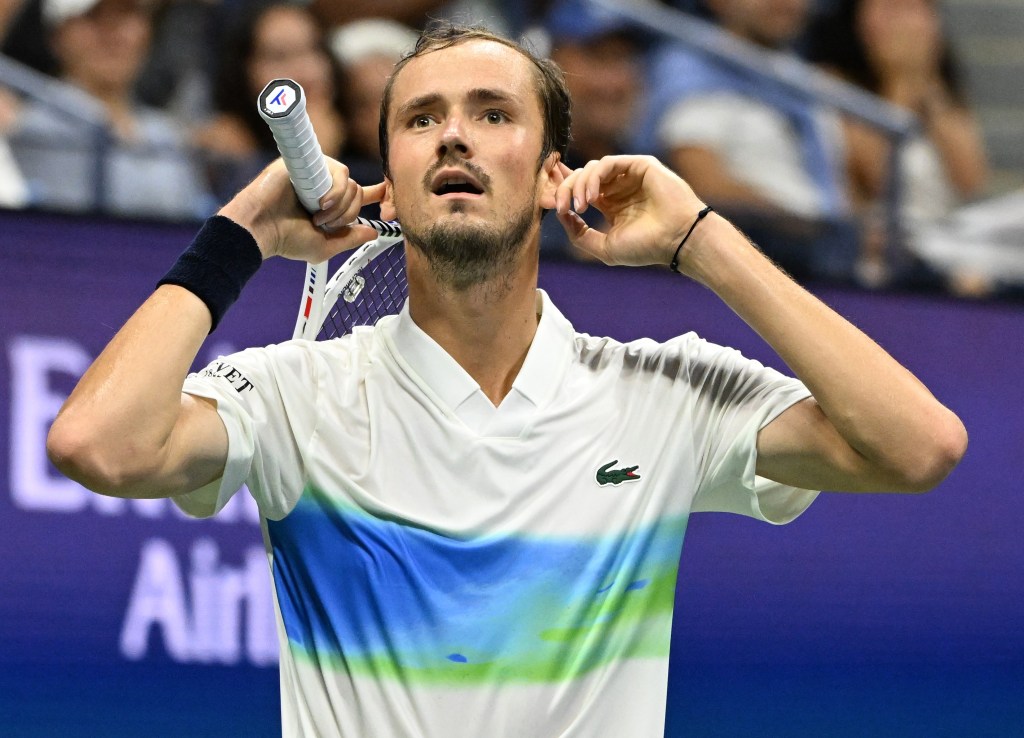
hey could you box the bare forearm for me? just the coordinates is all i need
[681,215,966,486]
[47,286,215,494]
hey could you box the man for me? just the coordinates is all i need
[636,0,856,278]
[9,0,211,219]
[48,24,966,737]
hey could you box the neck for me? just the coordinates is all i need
[406,240,541,406]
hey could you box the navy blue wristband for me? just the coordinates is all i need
[157,215,262,332]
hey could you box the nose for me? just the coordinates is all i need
[437,115,470,159]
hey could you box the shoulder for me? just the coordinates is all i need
[569,330,789,389]
[198,333,371,387]
[570,330,708,378]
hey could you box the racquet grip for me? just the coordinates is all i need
[258,78,331,213]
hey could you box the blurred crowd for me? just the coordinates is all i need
[0,0,1016,296]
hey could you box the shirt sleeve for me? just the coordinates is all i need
[171,341,320,520]
[685,337,819,524]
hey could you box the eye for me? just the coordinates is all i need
[411,115,435,128]
[484,110,508,124]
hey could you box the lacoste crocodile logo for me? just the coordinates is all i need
[596,460,641,486]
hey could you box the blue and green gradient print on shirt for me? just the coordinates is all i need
[268,487,689,684]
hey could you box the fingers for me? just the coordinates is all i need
[313,177,362,230]
[555,155,644,216]
[311,163,386,231]
[553,163,575,215]
[361,181,387,205]
[554,158,634,261]
[555,205,607,261]
[306,165,387,259]
[324,222,379,251]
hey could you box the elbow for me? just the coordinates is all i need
[47,417,156,497]
[893,413,969,493]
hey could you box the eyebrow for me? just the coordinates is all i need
[395,88,520,120]
[466,88,518,107]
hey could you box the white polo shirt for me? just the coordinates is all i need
[176,290,817,737]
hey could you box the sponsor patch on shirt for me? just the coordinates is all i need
[199,361,255,393]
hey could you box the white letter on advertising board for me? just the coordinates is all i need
[9,336,92,512]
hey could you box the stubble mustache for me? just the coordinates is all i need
[421,153,492,194]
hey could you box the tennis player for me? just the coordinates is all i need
[48,24,966,737]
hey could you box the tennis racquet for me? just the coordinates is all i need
[257,78,407,341]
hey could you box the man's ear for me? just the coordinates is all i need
[379,178,396,221]
[537,152,561,211]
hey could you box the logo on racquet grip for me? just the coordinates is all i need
[259,79,302,119]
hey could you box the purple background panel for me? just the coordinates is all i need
[1,211,1021,736]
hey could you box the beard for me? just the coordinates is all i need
[401,199,536,293]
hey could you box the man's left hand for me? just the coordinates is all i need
[553,155,706,268]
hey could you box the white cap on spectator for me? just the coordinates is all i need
[43,0,98,26]
[43,0,149,27]
[329,18,418,66]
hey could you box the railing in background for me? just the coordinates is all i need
[0,53,112,211]
[0,52,212,221]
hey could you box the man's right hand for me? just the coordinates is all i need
[219,158,387,263]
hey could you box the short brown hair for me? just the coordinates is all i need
[378,22,572,177]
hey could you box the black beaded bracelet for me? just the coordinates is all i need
[157,215,263,332]
[668,205,713,273]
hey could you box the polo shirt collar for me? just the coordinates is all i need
[384,289,573,434]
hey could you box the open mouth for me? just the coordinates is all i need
[430,171,486,198]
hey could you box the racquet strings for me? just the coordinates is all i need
[317,243,408,340]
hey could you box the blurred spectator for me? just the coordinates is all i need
[2,0,59,76]
[538,0,645,257]
[196,1,346,202]
[0,87,30,208]
[309,0,534,36]
[135,0,218,119]
[0,0,29,40]
[7,0,212,219]
[806,0,989,289]
[0,145,28,208]
[311,0,451,29]
[545,0,642,167]
[635,0,858,280]
[0,1,45,210]
[330,18,417,188]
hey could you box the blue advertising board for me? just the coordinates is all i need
[1,210,1021,736]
